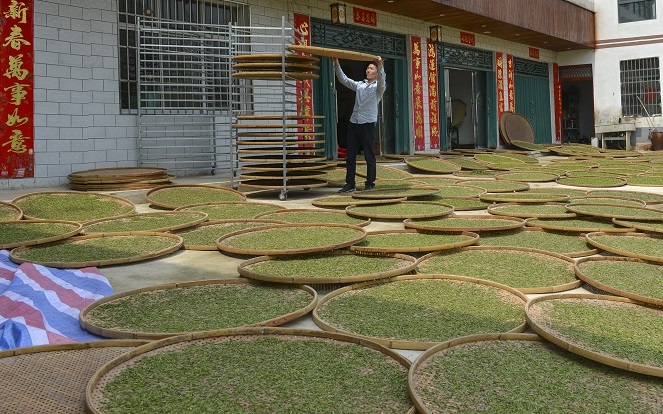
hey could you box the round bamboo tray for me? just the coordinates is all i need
[286,44,379,61]
[408,176,465,186]
[240,161,329,172]
[11,191,136,223]
[174,201,284,220]
[351,186,440,200]
[345,201,454,220]
[499,111,534,144]
[86,327,414,414]
[240,178,328,190]
[231,62,320,71]
[0,340,149,414]
[575,256,663,306]
[231,70,319,80]
[584,231,663,263]
[429,184,486,199]
[240,168,327,181]
[235,114,325,121]
[525,217,635,233]
[526,293,663,378]
[68,167,168,180]
[404,215,525,232]
[237,146,325,154]
[176,219,285,250]
[82,211,207,234]
[356,164,414,180]
[349,229,479,254]
[80,279,317,339]
[0,219,83,249]
[236,131,325,137]
[565,203,663,221]
[455,179,529,193]
[238,251,417,284]
[216,223,366,256]
[145,184,246,209]
[587,189,663,204]
[311,195,407,208]
[477,227,599,258]
[568,195,646,207]
[612,217,663,233]
[480,192,570,203]
[487,202,576,219]
[238,154,327,163]
[232,53,319,63]
[232,122,323,129]
[236,139,325,146]
[441,156,490,170]
[556,176,627,187]
[10,232,183,268]
[312,274,527,350]
[404,157,462,174]
[0,201,22,221]
[495,171,559,182]
[416,246,580,294]
[254,208,370,227]
[509,140,552,152]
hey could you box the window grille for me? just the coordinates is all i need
[618,0,656,23]
[620,57,661,117]
[118,0,249,113]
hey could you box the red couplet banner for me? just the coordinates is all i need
[1,0,35,178]
[293,13,314,150]
[426,42,439,149]
[411,36,424,151]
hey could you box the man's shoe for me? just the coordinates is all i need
[338,184,356,193]
[363,184,374,191]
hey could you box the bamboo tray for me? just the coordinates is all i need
[430,184,486,199]
[495,171,559,182]
[525,217,635,233]
[311,195,407,208]
[176,219,284,250]
[480,192,570,203]
[238,250,417,284]
[312,275,527,350]
[556,176,627,188]
[235,114,325,121]
[239,170,327,181]
[232,53,319,63]
[416,246,580,294]
[10,232,183,268]
[236,139,325,146]
[175,201,284,220]
[0,201,22,221]
[584,231,663,263]
[232,70,320,80]
[568,196,646,207]
[239,178,328,190]
[86,327,414,414]
[68,167,169,181]
[526,293,663,377]
[254,208,370,227]
[216,223,366,256]
[232,122,323,129]
[456,179,529,192]
[345,201,454,220]
[404,157,462,174]
[351,186,440,200]
[612,217,663,233]
[236,146,325,154]
[12,191,136,223]
[587,189,663,204]
[82,211,207,234]
[565,203,663,221]
[80,279,317,339]
[349,229,479,254]
[575,256,663,306]
[231,62,320,71]
[0,219,83,249]
[240,161,330,172]
[0,340,149,414]
[286,44,379,61]
[487,202,576,219]
[145,184,246,209]
[238,154,327,163]
[404,215,525,232]
[477,227,598,258]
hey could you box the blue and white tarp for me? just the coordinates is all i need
[0,250,114,350]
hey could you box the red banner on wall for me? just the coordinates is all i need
[460,31,475,46]
[553,63,562,142]
[496,52,505,119]
[353,7,377,27]
[506,54,515,113]
[1,0,34,178]
[426,42,439,149]
[411,36,424,151]
[293,13,314,149]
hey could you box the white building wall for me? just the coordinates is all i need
[2,0,560,190]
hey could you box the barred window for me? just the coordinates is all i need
[118,0,249,112]
[620,57,661,117]
[618,0,656,23]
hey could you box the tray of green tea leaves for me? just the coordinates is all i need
[80,279,317,339]
[404,157,461,174]
[456,179,529,193]
[556,176,627,188]
[452,169,499,178]
[429,184,486,199]
[350,230,479,254]
[627,175,663,186]
[216,223,366,256]
[240,178,328,190]
[11,191,135,222]
[405,215,525,232]
[0,220,83,249]
[495,171,559,182]
[176,219,283,250]
[522,187,589,198]
[584,232,663,263]
[313,275,526,350]
[612,218,663,234]
[407,176,463,187]
[238,251,417,284]
[509,139,553,152]
[416,196,490,211]
[527,293,663,377]
[145,184,246,209]
[254,208,369,226]
[82,211,207,234]
[587,189,663,204]
[575,256,663,306]
[355,164,413,180]
[10,232,183,268]
[568,196,645,207]
[416,246,579,293]
[565,203,663,220]
[85,328,414,414]
[478,228,597,257]
[487,202,576,219]
[351,186,440,200]
[408,333,663,414]
[345,201,453,220]
[311,195,406,208]
[0,201,22,222]
[442,156,489,170]
[480,192,570,203]
[525,217,635,233]
[174,201,283,220]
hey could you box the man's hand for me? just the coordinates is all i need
[376,56,383,69]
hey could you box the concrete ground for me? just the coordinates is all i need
[3,157,663,361]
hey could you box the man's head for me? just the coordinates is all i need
[366,62,379,82]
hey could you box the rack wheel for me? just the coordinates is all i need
[304,188,310,191]
[279,191,287,201]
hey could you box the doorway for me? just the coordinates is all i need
[334,59,395,157]
[445,68,488,149]
[559,65,594,145]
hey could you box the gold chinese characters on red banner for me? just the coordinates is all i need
[427,42,439,149]
[353,7,376,27]
[293,13,315,151]
[1,0,34,178]
[411,36,424,151]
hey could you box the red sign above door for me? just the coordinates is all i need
[353,7,377,26]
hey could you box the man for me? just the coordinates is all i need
[333,56,386,192]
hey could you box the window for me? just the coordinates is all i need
[118,0,249,112]
[620,57,661,117]
[618,0,656,23]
